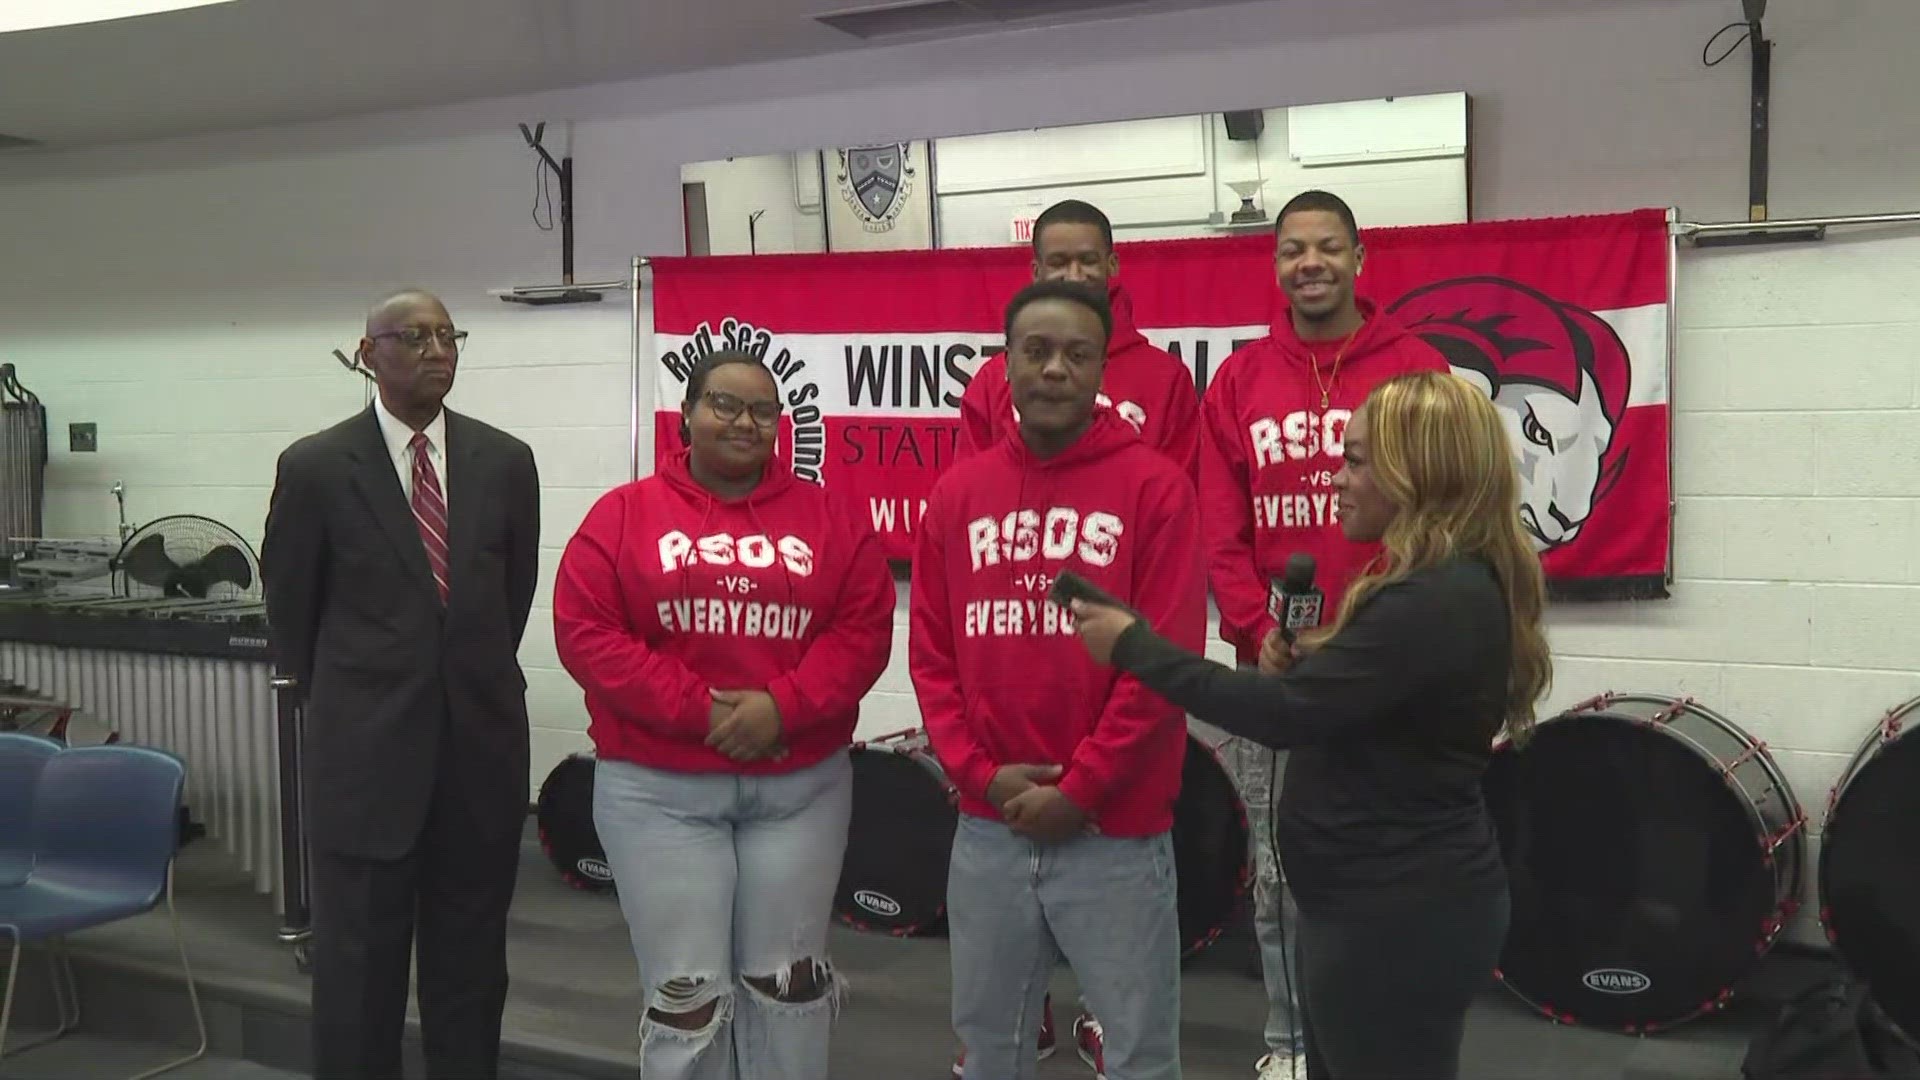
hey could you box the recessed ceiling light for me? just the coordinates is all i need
[0,1,242,35]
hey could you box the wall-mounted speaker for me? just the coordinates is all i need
[1223,110,1265,142]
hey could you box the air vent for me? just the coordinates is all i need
[817,1,992,39]
[960,0,1153,16]
[0,134,40,151]
[817,0,1152,40]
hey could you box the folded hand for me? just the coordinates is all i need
[1002,785,1089,843]
[986,763,1063,810]
[707,689,786,762]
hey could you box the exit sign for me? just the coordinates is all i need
[1011,215,1037,243]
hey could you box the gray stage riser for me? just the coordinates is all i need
[9,945,633,1080]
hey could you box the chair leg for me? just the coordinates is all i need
[56,942,81,1035]
[0,925,19,1063]
[0,940,80,1055]
[127,863,208,1080]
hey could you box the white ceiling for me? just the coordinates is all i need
[0,0,1714,150]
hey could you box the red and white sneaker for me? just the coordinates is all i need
[949,994,1057,1077]
[1073,1009,1107,1079]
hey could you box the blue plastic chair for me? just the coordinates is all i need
[0,733,59,887]
[0,733,76,1054]
[0,744,208,1078]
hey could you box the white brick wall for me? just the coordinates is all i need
[2,0,1916,955]
[1534,235,1920,945]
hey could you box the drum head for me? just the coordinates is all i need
[835,746,956,935]
[1821,724,1920,1042]
[536,754,616,893]
[1172,736,1251,959]
[1485,710,1782,1029]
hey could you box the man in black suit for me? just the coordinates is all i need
[262,289,541,1080]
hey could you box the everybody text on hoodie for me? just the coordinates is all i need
[959,279,1200,478]
[909,410,1207,836]
[1200,298,1450,662]
[552,449,895,775]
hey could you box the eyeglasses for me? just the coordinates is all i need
[371,327,468,353]
[704,390,782,427]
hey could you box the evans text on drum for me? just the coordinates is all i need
[834,728,957,935]
[536,752,617,893]
[1484,693,1807,1033]
[1820,696,1920,1043]
[1173,734,1252,959]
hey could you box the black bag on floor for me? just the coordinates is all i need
[1742,975,1920,1080]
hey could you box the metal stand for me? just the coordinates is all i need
[270,675,313,974]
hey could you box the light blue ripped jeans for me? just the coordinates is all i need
[948,814,1182,1080]
[592,750,853,1080]
[1192,708,1306,1062]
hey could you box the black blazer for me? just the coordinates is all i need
[261,406,540,861]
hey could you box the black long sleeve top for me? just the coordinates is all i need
[1110,556,1513,914]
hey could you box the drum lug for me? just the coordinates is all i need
[1761,813,1808,859]
[1571,691,1615,715]
[1768,906,1800,951]
[864,726,921,747]
[1649,696,1694,725]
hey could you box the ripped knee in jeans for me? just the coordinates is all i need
[742,957,844,1010]
[645,975,731,1032]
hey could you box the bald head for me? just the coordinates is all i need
[366,289,449,335]
[358,288,460,428]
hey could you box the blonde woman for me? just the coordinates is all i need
[1070,370,1550,1080]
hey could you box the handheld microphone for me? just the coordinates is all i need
[1049,570,1139,618]
[1266,552,1323,644]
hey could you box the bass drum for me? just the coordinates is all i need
[536,753,617,893]
[1484,693,1807,1033]
[1820,696,1920,1042]
[1172,733,1252,960]
[834,728,957,936]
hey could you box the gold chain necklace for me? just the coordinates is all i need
[1309,326,1363,409]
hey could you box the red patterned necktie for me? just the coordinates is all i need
[409,432,449,604]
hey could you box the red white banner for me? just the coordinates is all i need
[650,209,1672,600]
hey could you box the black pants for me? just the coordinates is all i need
[1296,883,1509,1080]
[308,755,523,1080]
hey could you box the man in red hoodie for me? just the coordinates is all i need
[952,196,1201,1080]
[913,279,1206,1080]
[959,199,1199,478]
[1198,189,1450,1079]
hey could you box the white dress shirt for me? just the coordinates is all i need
[373,395,449,505]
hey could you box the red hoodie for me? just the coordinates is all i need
[958,278,1200,478]
[1200,299,1451,663]
[909,410,1207,836]
[552,449,895,775]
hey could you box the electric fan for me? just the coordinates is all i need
[112,514,262,601]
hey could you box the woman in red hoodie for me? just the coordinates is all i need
[911,279,1207,1080]
[552,348,894,1080]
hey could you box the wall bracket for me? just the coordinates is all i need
[500,122,606,306]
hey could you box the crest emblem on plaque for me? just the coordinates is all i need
[836,143,916,232]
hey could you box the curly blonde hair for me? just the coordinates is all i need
[1315,370,1552,746]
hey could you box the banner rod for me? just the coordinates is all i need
[487,278,632,297]
[1672,209,1920,237]
[629,255,646,483]
[1664,207,1679,589]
